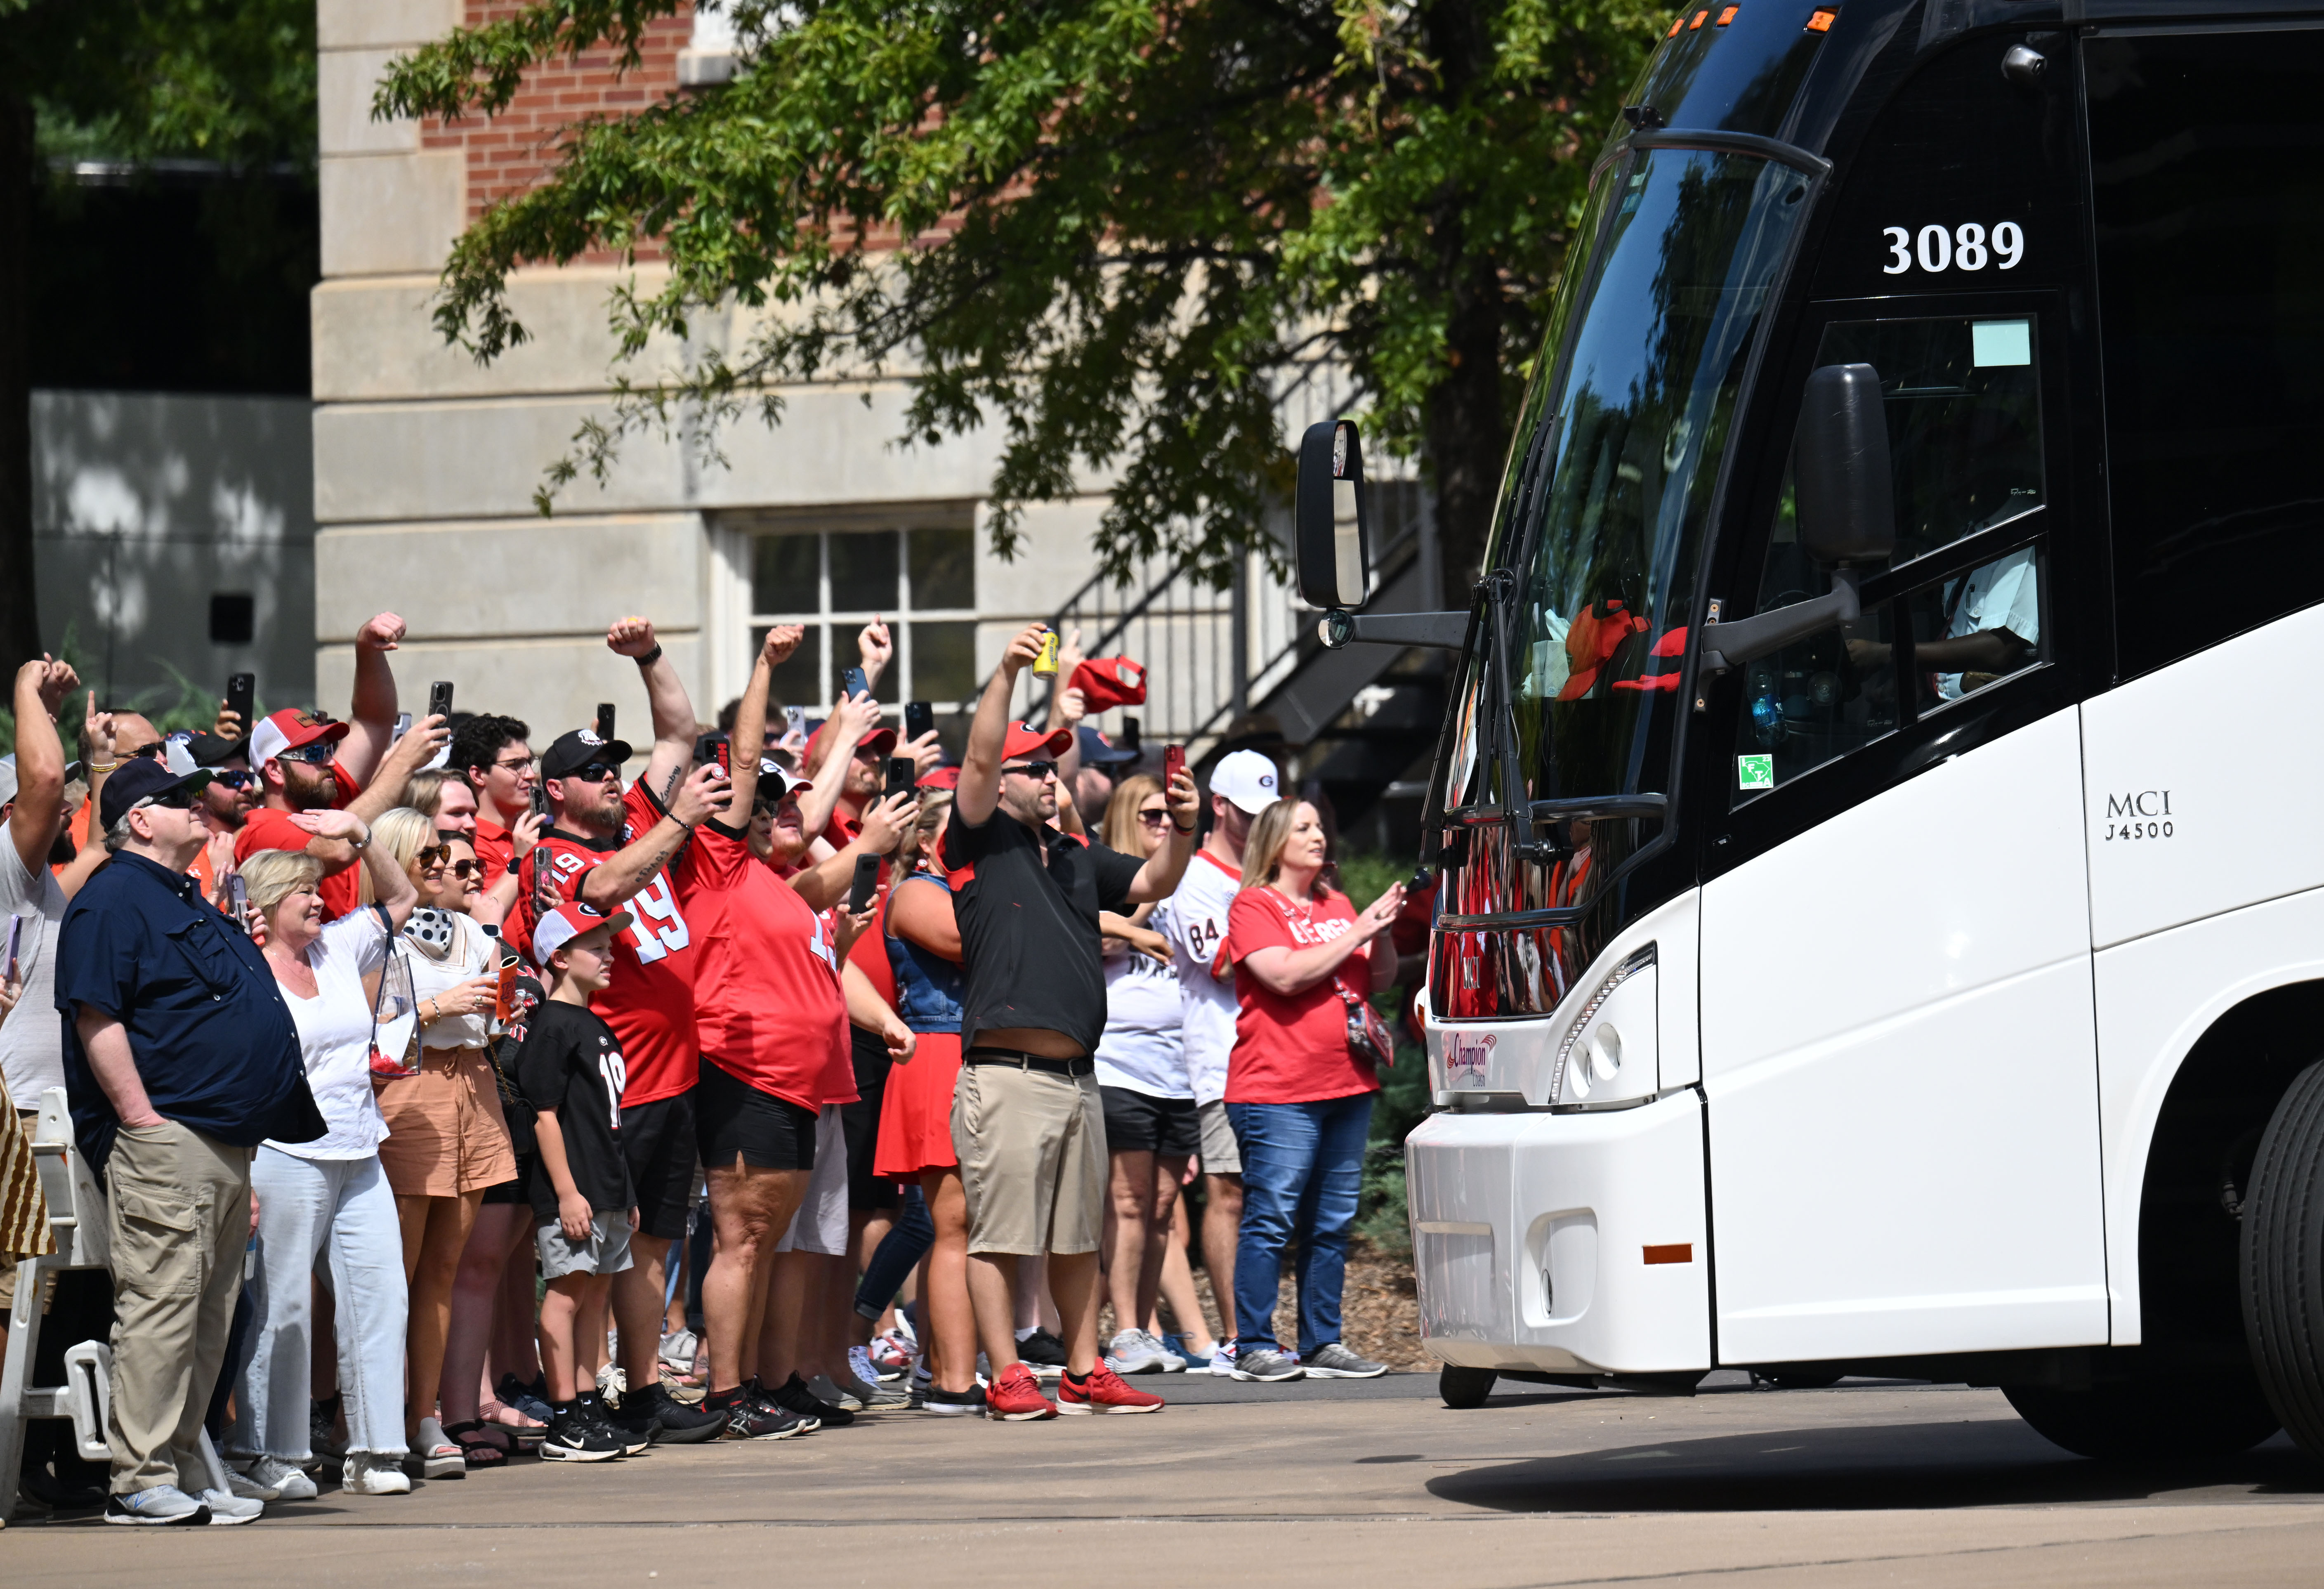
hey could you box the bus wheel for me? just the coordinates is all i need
[2004,1374,2278,1461]
[2244,1057,2324,1457]
[1439,1366,1496,1409]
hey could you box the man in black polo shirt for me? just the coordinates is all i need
[945,622,1199,1418]
[57,758,326,1525]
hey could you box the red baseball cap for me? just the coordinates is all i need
[532,899,634,964]
[1069,655,1147,712]
[248,708,351,769]
[919,765,961,791]
[1002,722,1074,761]
[803,717,899,774]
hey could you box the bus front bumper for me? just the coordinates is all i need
[1406,1090,1711,1377]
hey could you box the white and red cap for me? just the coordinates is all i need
[533,899,633,964]
[248,708,350,770]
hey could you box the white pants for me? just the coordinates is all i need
[775,1107,848,1256]
[231,1147,409,1459]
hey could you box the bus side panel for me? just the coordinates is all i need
[1700,705,2108,1363]
[2090,887,2324,1346]
[2082,604,2324,950]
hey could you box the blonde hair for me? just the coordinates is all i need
[359,807,436,905]
[400,767,453,819]
[1238,798,1330,900]
[239,848,323,914]
[1102,774,1163,853]
[903,786,955,873]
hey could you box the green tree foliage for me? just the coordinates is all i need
[380,0,1660,585]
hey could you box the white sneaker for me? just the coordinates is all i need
[1207,1342,1237,1376]
[1105,1327,1169,1374]
[342,1451,413,1496]
[409,1417,465,1480]
[237,1455,317,1502]
[595,1362,627,1399]
[198,1487,263,1525]
[104,1484,209,1525]
[660,1327,700,1371]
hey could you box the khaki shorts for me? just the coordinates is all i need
[1197,1099,1243,1178]
[951,1062,1104,1257]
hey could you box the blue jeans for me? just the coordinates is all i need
[1227,1093,1373,1355]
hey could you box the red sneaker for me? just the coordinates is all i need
[1057,1362,1165,1415]
[984,1362,1058,1421]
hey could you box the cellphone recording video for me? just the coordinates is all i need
[885,756,917,796]
[847,852,882,914]
[840,666,871,701]
[904,700,934,741]
[595,702,616,742]
[428,680,455,722]
[1163,743,1186,794]
[224,672,255,732]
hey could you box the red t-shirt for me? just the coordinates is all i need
[233,758,366,920]
[672,818,849,1110]
[519,781,701,1107]
[472,818,513,891]
[1221,886,1380,1105]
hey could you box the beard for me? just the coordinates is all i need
[48,829,76,867]
[283,763,337,811]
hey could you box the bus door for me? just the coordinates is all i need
[1694,293,2108,1366]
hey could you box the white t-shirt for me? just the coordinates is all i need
[1095,899,1190,1099]
[403,909,497,1051]
[268,910,392,1159]
[1937,547,2040,700]
[0,833,68,1106]
[1165,848,1243,1107]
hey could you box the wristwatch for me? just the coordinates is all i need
[348,831,370,851]
[636,644,663,666]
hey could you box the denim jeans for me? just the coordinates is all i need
[1227,1093,1373,1355]
[232,1147,409,1459]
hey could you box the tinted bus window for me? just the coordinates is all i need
[2086,28,2324,679]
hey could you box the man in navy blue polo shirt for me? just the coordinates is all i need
[57,758,324,1526]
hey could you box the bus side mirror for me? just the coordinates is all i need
[1794,363,1896,567]
[1295,418,1371,610]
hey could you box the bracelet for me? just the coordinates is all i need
[1173,821,1196,835]
[348,832,370,851]
[636,644,663,666]
[88,760,120,774]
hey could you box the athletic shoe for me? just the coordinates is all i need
[1303,1342,1389,1379]
[773,1372,854,1427]
[103,1484,210,1525]
[746,1378,822,1434]
[409,1416,466,1479]
[1206,1341,1236,1377]
[595,1362,627,1398]
[920,1382,988,1416]
[868,1331,915,1379]
[497,1373,556,1427]
[984,1362,1059,1421]
[907,1361,934,1409]
[1105,1327,1170,1375]
[1226,1346,1304,1382]
[198,1487,263,1525]
[1016,1327,1070,1379]
[308,1396,344,1462]
[342,1451,416,1493]
[847,1346,889,1393]
[1159,1333,1200,1372]
[1057,1362,1166,1415]
[538,1407,625,1463]
[576,1391,652,1454]
[837,1362,909,1408]
[807,1372,864,1413]
[628,1381,727,1443]
[716,1390,816,1440]
[235,1455,317,1502]
[660,1328,700,1372]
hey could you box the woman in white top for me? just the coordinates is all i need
[227,815,418,1500]
[1093,774,1213,1374]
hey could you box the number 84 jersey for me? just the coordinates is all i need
[518,779,701,1109]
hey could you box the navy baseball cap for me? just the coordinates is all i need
[97,759,214,831]
[1076,726,1139,768]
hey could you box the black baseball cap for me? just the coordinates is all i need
[98,759,215,830]
[540,727,635,781]
[183,730,249,768]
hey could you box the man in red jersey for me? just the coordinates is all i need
[519,616,731,1445]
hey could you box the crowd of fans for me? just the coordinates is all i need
[0,608,1416,1525]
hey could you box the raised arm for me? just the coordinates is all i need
[1121,766,1200,904]
[958,623,1045,828]
[340,612,407,788]
[344,714,453,829]
[9,656,76,875]
[572,763,728,914]
[295,809,419,930]
[787,791,911,910]
[796,688,881,842]
[606,617,700,797]
[720,626,805,825]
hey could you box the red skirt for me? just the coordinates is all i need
[874,1031,962,1178]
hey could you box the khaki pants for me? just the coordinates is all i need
[103,1121,250,1495]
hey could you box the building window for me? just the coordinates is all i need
[750,526,978,711]
[209,592,255,645]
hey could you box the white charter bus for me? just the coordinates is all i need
[1294,0,2324,1460]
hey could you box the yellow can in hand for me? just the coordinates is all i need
[1033,630,1060,677]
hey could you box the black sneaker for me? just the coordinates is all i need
[772,1372,854,1427]
[713,1390,816,1440]
[577,1391,653,1455]
[745,1379,823,1436]
[1017,1327,1070,1379]
[920,1382,988,1417]
[539,1405,624,1463]
[628,1382,727,1444]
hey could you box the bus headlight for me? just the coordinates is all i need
[1548,944,1657,1109]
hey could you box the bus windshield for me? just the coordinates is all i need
[1448,146,1808,813]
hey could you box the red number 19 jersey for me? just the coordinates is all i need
[519,779,701,1107]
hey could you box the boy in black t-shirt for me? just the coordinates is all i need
[522,902,641,1462]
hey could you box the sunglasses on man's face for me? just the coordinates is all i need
[133,789,201,814]
[208,770,255,791]
[127,742,166,762]
[1003,760,1058,782]
[277,742,337,766]
[565,763,621,784]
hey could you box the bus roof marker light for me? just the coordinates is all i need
[1806,7,1838,31]
[1717,6,1740,23]
[1690,9,1710,27]
[1668,15,1685,35]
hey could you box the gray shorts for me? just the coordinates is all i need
[538,1213,635,1279]
[775,1107,849,1256]
[1197,1099,1243,1178]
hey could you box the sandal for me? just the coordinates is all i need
[442,1420,509,1469]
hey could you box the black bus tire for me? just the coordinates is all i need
[2243,1057,2324,1457]
[2004,1374,2277,1461]
[1439,1366,1496,1409]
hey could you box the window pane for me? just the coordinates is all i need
[910,621,978,705]
[1811,315,2043,567]
[752,623,826,714]
[1904,543,2044,714]
[1733,602,1899,800]
[828,530,899,614]
[908,527,976,610]
[751,534,820,616]
[2088,28,2324,678]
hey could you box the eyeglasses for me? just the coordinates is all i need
[1135,808,1170,827]
[131,789,200,814]
[209,770,255,791]
[1003,760,1058,782]
[564,763,621,784]
[127,742,165,762]
[493,754,536,773]
[276,742,337,766]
